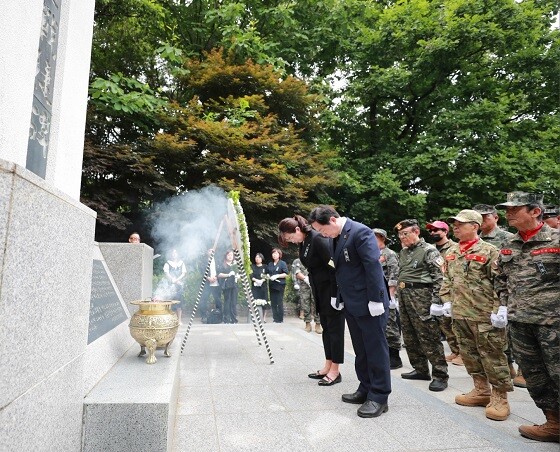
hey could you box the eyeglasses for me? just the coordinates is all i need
[398,231,413,238]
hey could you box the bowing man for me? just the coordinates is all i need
[309,205,391,418]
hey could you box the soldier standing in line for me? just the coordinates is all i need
[437,210,513,421]
[543,206,559,230]
[373,228,402,369]
[494,192,559,443]
[472,204,514,248]
[472,204,522,386]
[292,258,322,333]
[395,219,449,392]
[426,220,462,367]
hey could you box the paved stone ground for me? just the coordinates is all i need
[174,314,558,452]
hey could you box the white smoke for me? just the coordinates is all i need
[149,185,232,298]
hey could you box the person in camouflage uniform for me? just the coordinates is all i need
[543,205,559,230]
[437,210,512,421]
[494,192,559,443]
[374,228,402,369]
[292,258,321,333]
[473,204,521,385]
[394,219,449,392]
[426,220,462,366]
[472,204,515,249]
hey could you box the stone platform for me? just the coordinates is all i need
[82,340,180,452]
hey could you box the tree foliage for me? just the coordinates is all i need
[83,0,560,245]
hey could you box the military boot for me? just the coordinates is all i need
[455,375,491,407]
[305,322,312,333]
[513,369,527,388]
[485,388,510,421]
[518,409,560,443]
[315,323,323,334]
[389,348,403,369]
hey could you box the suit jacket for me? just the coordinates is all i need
[299,230,338,314]
[334,219,389,317]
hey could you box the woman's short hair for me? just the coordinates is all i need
[271,247,283,259]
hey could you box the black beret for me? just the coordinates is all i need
[394,219,419,232]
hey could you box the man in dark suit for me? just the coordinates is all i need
[309,205,391,418]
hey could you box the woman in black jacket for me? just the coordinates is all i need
[278,215,345,386]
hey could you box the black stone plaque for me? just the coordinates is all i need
[26,0,60,178]
[88,259,128,344]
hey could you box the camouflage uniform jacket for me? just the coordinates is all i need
[481,227,514,249]
[494,223,559,326]
[436,239,456,259]
[398,239,444,304]
[440,239,500,322]
[380,247,399,288]
[291,258,309,281]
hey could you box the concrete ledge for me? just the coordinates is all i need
[82,340,180,452]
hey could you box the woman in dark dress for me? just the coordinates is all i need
[217,249,238,324]
[267,248,289,323]
[278,215,345,386]
[251,253,269,321]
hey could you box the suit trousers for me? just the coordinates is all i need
[321,311,345,363]
[345,310,391,404]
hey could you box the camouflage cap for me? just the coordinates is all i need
[373,228,388,238]
[447,209,483,226]
[472,204,497,215]
[394,219,419,232]
[543,205,559,218]
[495,191,543,208]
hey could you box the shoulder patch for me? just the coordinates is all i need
[500,249,513,255]
[530,247,560,256]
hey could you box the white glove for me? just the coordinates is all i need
[442,302,452,318]
[228,270,236,276]
[303,276,310,285]
[293,283,300,290]
[269,274,279,281]
[331,297,344,310]
[491,306,508,328]
[255,279,264,287]
[368,301,385,317]
[389,297,398,310]
[430,303,444,316]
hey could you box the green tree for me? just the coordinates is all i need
[325,0,560,230]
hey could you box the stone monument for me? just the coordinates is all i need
[0,2,179,451]
[0,1,145,450]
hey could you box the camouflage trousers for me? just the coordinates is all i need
[385,308,401,350]
[510,321,559,412]
[438,316,460,355]
[299,284,319,323]
[398,287,448,381]
[452,319,513,392]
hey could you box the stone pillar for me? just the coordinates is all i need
[0,0,95,199]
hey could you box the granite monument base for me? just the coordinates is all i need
[82,340,181,452]
[0,159,96,451]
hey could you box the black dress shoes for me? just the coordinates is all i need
[401,370,431,380]
[429,379,448,392]
[357,400,389,418]
[308,371,327,379]
[342,391,367,404]
[318,374,341,386]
